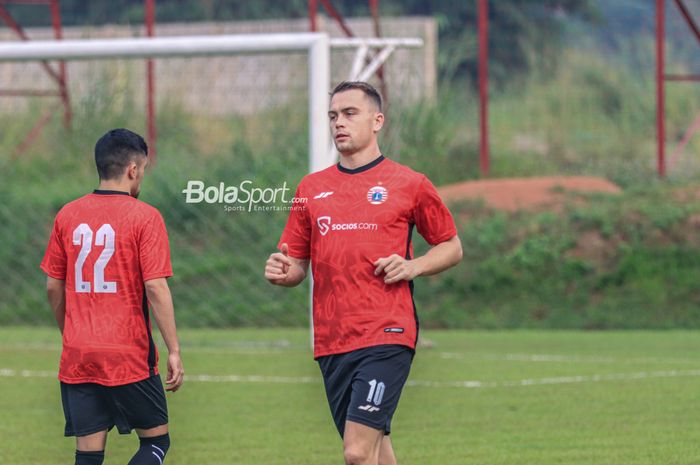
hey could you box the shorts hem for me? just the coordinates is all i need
[127,421,168,433]
[315,342,415,360]
[66,424,113,438]
[345,415,389,435]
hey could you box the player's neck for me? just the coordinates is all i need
[338,146,382,171]
[97,179,131,195]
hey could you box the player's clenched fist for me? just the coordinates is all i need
[374,254,422,284]
[265,243,292,284]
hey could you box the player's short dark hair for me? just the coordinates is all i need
[331,81,383,112]
[94,128,148,180]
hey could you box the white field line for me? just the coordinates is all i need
[3,368,700,389]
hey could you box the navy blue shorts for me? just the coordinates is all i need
[60,374,168,437]
[317,344,414,438]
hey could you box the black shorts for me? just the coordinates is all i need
[317,344,414,438]
[60,374,168,437]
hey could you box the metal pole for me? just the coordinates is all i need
[478,0,489,176]
[145,0,157,161]
[369,0,388,108]
[309,0,318,32]
[673,0,700,45]
[657,0,666,177]
[49,0,71,128]
[319,0,354,37]
[0,5,63,83]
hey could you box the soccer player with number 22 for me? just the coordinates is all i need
[265,81,462,465]
[41,129,184,465]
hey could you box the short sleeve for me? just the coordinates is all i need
[40,216,67,280]
[278,184,311,259]
[413,176,458,246]
[139,211,173,281]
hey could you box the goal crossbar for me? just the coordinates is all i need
[0,33,332,171]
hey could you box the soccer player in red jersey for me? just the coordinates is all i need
[40,129,184,465]
[265,82,462,465]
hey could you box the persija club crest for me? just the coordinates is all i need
[367,186,388,205]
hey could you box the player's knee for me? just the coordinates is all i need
[75,450,105,465]
[130,433,170,465]
[144,433,170,457]
[343,444,375,465]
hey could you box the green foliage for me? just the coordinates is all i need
[416,188,700,329]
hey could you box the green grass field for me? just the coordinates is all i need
[2,327,700,465]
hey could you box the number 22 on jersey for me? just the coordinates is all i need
[73,223,117,293]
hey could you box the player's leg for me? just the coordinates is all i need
[343,420,384,465]
[111,375,170,465]
[318,346,412,465]
[75,431,108,465]
[61,382,114,465]
[128,425,170,465]
[378,436,397,465]
[343,345,413,465]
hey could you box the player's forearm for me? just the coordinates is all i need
[46,277,66,333]
[145,278,181,355]
[414,235,463,277]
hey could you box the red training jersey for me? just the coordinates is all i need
[40,191,172,386]
[279,156,457,358]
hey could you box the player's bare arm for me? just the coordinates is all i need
[265,242,310,287]
[374,235,463,284]
[145,277,184,392]
[46,276,66,333]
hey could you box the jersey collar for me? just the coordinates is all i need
[93,189,130,196]
[337,155,385,175]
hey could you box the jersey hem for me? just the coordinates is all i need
[40,265,66,281]
[58,371,156,387]
[426,230,458,246]
[142,271,173,282]
[313,340,415,359]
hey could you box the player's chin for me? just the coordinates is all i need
[335,142,353,153]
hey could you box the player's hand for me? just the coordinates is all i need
[373,254,422,284]
[265,243,293,285]
[165,352,184,392]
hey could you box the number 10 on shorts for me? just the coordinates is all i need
[366,379,385,406]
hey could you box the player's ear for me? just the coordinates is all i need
[126,161,138,180]
[373,112,384,132]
